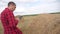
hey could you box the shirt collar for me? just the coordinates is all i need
[5,8,13,12]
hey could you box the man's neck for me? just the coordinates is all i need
[8,7,13,12]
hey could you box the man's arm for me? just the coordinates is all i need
[6,11,18,28]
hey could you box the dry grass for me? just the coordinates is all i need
[0,14,60,34]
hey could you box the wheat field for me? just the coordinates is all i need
[0,14,60,34]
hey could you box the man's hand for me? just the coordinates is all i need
[15,17,20,21]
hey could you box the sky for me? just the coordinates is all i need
[0,0,60,16]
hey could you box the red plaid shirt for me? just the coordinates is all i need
[1,8,22,34]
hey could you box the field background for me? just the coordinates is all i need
[0,14,60,34]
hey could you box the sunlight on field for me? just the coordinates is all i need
[0,21,3,34]
[0,14,60,34]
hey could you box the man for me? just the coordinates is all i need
[1,1,22,34]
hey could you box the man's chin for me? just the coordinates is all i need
[12,10,15,11]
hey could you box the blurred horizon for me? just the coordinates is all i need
[0,0,60,16]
